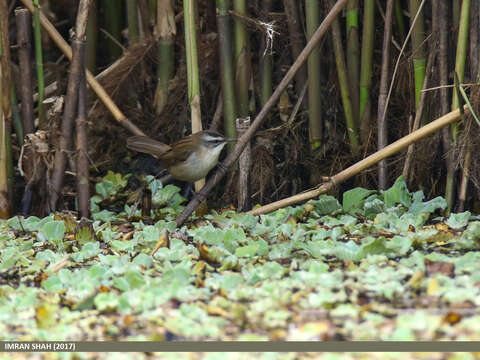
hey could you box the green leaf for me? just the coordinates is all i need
[42,276,64,292]
[71,242,101,262]
[92,210,116,222]
[408,195,447,218]
[94,292,119,311]
[132,253,153,268]
[111,240,135,252]
[382,176,411,208]
[446,211,471,229]
[310,195,342,215]
[219,273,244,291]
[152,184,185,207]
[0,247,20,270]
[343,188,377,213]
[95,171,128,199]
[235,245,259,258]
[40,221,66,242]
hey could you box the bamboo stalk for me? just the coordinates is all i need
[394,0,406,43]
[451,0,470,116]
[49,0,91,212]
[16,8,35,135]
[127,0,140,44]
[0,84,8,218]
[436,0,453,213]
[359,0,375,144]
[409,0,426,107]
[249,106,467,216]
[0,0,12,218]
[33,0,46,128]
[137,0,152,37]
[452,0,461,29]
[377,0,394,189]
[259,0,273,107]
[233,0,251,118]
[402,47,435,181]
[16,8,36,215]
[175,0,349,226]
[102,0,123,62]
[306,0,323,150]
[470,0,479,81]
[76,42,89,219]
[447,0,470,212]
[216,0,237,152]
[184,0,204,192]
[10,86,23,147]
[86,0,98,73]
[346,0,360,127]
[457,149,470,212]
[329,0,359,155]
[283,0,307,98]
[19,0,145,136]
[153,0,176,116]
[236,117,251,211]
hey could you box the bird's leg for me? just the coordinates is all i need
[217,162,228,173]
[182,182,194,199]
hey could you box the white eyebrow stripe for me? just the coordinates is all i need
[204,134,224,142]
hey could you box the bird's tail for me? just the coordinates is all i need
[127,136,171,158]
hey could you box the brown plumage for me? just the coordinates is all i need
[127,130,234,182]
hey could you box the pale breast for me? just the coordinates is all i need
[168,143,225,182]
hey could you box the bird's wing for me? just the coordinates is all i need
[160,142,193,163]
[127,136,171,158]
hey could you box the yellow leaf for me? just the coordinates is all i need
[427,278,441,296]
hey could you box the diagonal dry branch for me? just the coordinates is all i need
[249,106,467,216]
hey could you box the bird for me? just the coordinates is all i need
[127,130,235,182]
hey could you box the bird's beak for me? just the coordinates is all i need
[225,138,237,143]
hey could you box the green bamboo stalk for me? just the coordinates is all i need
[127,0,140,44]
[184,0,204,190]
[33,0,46,128]
[409,0,426,107]
[306,0,322,150]
[183,0,202,132]
[102,0,123,62]
[451,0,470,114]
[86,0,98,73]
[329,0,359,155]
[259,0,273,107]
[154,0,176,116]
[216,0,237,151]
[233,0,251,117]
[346,0,360,129]
[359,0,374,143]
[394,0,406,43]
[446,0,470,212]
